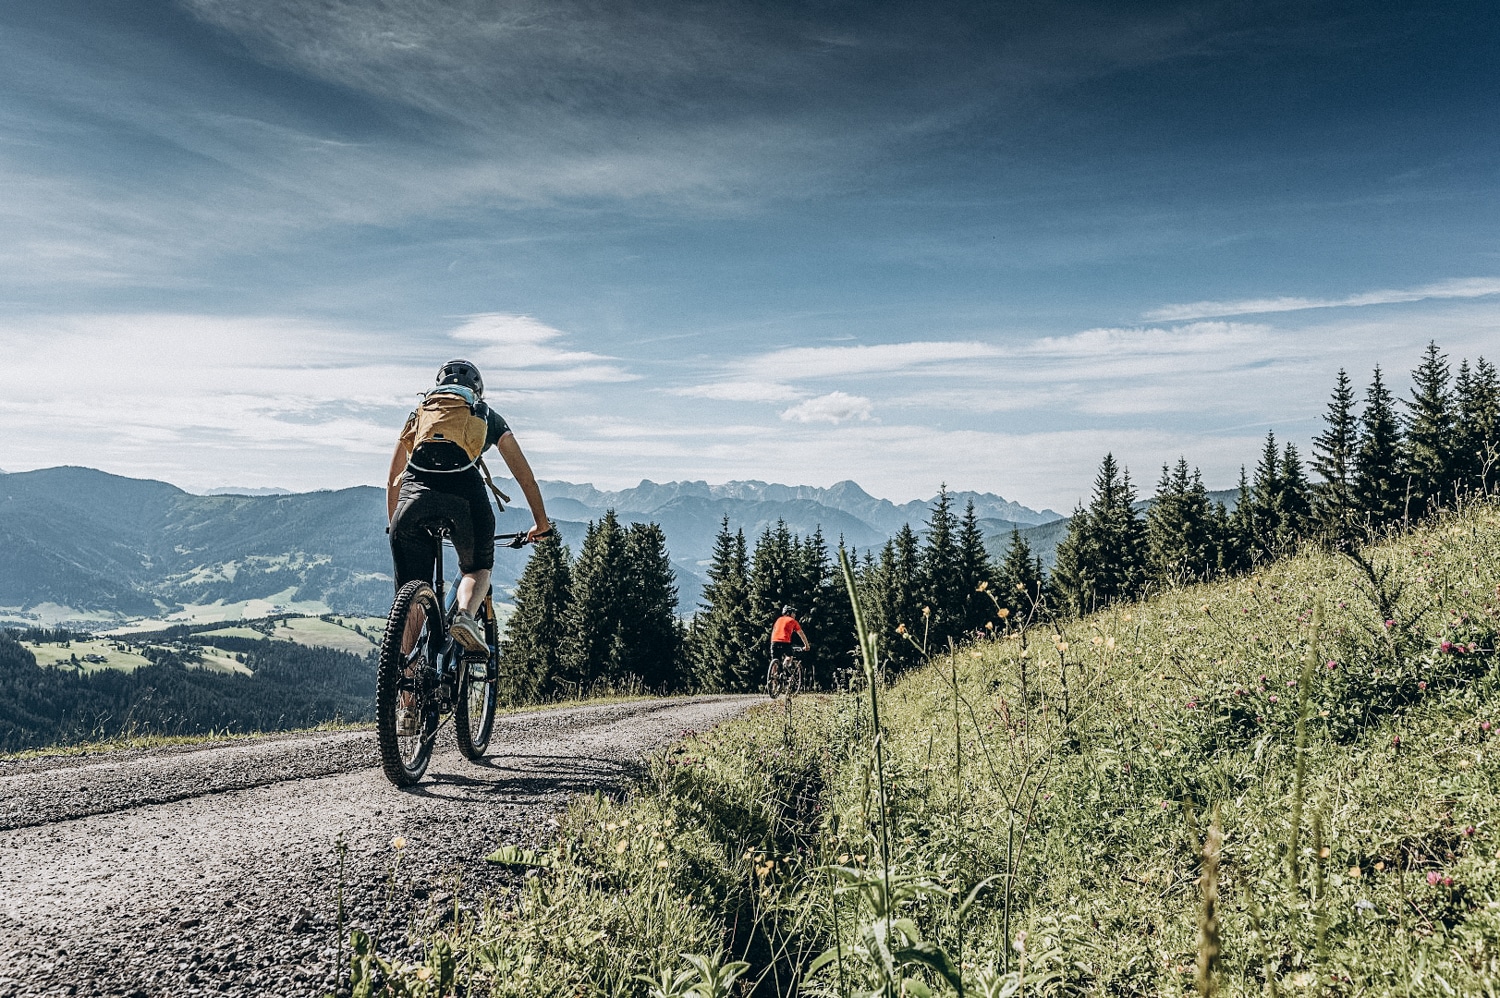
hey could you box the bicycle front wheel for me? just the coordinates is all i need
[377,581,441,786]
[455,593,499,760]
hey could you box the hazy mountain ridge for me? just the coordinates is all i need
[0,466,1065,623]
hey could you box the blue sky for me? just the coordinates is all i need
[1,1,1497,510]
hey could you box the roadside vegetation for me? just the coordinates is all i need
[356,501,1499,997]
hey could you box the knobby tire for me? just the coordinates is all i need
[454,594,499,760]
[377,580,441,786]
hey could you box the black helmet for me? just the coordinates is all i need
[781,605,794,617]
[436,359,483,396]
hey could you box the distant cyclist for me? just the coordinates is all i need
[769,605,811,665]
[386,359,550,652]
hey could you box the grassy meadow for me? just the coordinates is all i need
[352,501,1500,997]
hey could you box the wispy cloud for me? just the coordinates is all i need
[449,314,637,387]
[1145,277,1500,321]
[780,392,873,424]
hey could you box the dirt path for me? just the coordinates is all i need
[0,695,758,997]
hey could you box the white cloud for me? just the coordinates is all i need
[1145,277,1500,321]
[670,380,804,403]
[747,340,1003,380]
[780,392,873,424]
[448,313,637,387]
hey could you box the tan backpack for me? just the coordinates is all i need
[406,386,489,473]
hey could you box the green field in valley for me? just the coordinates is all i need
[361,503,1500,997]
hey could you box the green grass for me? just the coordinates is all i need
[359,503,1500,997]
[23,637,155,672]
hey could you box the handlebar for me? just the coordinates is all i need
[494,526,554,549]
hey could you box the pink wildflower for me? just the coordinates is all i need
[1427,871,1440,886]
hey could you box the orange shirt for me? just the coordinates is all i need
[771,616,803,643]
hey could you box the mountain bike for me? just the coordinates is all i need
[766,646,806,699]
[375,528,539,787]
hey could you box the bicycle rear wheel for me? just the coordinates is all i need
[455,593,499,760]
[377,580,441,786]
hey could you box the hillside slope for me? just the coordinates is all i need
[397,503,1500,997]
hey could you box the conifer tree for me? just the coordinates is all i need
[1222,467,1253,575]
[1245,431,1284,562]
[558,511,630,689]
[749,519,799,634]
[498,529,571,703]
[691,518,756,692]
[1053,454,1147,615]
[1311,368,1361,544]
[1402,341,1456,514]
[994,528,1046,624]
[956,500,996,632]
[873,525,924,671]
[803,528,855,688]
[1353,366,1405,529]
[1457,357,1500,493]
[618,522,681,691]
[919,486,965,648]
[1279,443,1313,545]
[1146,459,1217,584]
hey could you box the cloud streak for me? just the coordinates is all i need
[1145,277,1500,321]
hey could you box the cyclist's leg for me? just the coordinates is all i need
[389,486,442,589]
[451,473,497,616]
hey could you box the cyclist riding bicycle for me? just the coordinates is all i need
[769,605,811,666]
[386,359,550,652]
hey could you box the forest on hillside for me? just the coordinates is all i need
[497,341,1498,699]
[0,631,372,751]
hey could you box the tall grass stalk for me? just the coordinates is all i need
[1195,804,1223,998]
[1285,600,1321,891]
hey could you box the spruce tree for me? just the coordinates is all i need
[874,525,924,671]
[995,528,1046,623]
[1222,467,1253,575]
[749,519,798,636]
[558,511,630,689]
[1353,366,1405,529]
[498,529,572,703]
[1311,369,1361,544]
[1246,431,1284,562]
[691,519,756,692]
[919,486,965,649]
[956,500,996,632]
[1147,459,1217,584]
[1052,454,1147,615]
[618,522,681,691]
[803,528,855,688]
[1458,357,1500,493]
[1279,443,1313,546]
[1402,341,1456,514]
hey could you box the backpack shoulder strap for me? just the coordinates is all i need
[478,457,512,510]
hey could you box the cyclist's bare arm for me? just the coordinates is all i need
[385,440,412,524]
[798,633,811,651]
[495,432,550,541]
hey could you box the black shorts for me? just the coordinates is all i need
[771,642,801,659]
[390,469,495,589]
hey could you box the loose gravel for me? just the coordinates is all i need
[0,695,757,997]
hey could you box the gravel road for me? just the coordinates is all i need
[0,695,758,997]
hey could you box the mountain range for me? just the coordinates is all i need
[0,466,1067,625]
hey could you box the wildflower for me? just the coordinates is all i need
[1186,700,1198,710]
[657,860,669,869]
[997,608,1010,619]
[985,621,995,631]
[1442,875,1453,886]
[1326,660,1338,670]
[1384,619,1394,629]
[1483,722,1493,732]
[1106,636,1116,649]
[1426,871,1440,886]
[1374,862,1385,871]
[616,840,629,854]
[1200,604,1210,614]
[1013,930,1027,953]
[1418,681,1427,690]
[1015,583,1026,592]
[1348,866,1361,877]
[1092,636,1103,646]
[1464,826,1476,837]
[416,968,433,982]
[923,605,931,618]
[1392,735,1401,747]
[1355,900,1375,911]
[977,581,989,592]
[1269,695,1279,703]
[896,623,907,635]
[1057,641,1069,652]
[391,836,407,850]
